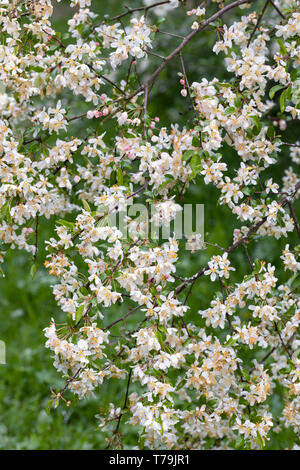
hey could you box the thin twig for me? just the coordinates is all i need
[107,1,170,23]
[114,368,132,435]
[143,84,149,138]
[34,214,39,264]
[269,0,286,19]
[104,305,140,331]
[274,322,293,360]
[288,202,300,240]
[175,181,300,295]
[247,0,270,47]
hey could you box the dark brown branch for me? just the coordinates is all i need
[175,181,300,295]
[104,305,141,331]
[23,136,42,145]
[117,0,255,111]
[157,30,185,39]
[55,367,82,401]
[113,368,132,436]
[269,0,286,19]
[34,214,39,264]
[94,1,254,128]
[142,0,254,92]
[107,1,170,23]
[143,84,149,138]
[242,242,258,280]
[274,322,293,360]
[282,143,300,147]
[247,0,270,47]
[288,202,300,240]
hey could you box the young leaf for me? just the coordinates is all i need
[75,304,85,323]
[45,399,53,415]
[30,264,37,279]
[269,84,284,100]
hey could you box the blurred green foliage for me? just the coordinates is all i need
[0,0,299,449]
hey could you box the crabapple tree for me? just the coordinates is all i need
[0,0,300,450]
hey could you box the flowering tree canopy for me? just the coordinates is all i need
[1,0,300,450]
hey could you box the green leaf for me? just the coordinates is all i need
[229,414,236,427]
[190,153,201,172]
[57,219,74,229]
[75,304,85,323]
[30,264,37,280]
[253,259,262,275]
[109,170,116,186]
[182,150,194,162]
[45,399,53,415]
[80,286,89,296]
[235,435,244,449]
[54,398,60,409]
[155,330,164,348]
[276,38,287,56]
[225,106,236,115]
[234,97,241,108]
[290,68,299,82]
[241,368,251,382]
[176,379,186,390]
[117,168,123,185]
[82,199,91,212]
[249,115,261,132]
[280,88,289,113]
[269,84,284,100]
[224,336,237,347]
[157,414,164,435]
[192,136,201,147]
[267,126,276,139]
[28,65,44,73]
[256,431,264,450]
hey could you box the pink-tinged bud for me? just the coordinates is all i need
[95,42,99,46]
[100,94,106,100]
[180,79,185,85]
[102,108,109,116]
[74,175,81,183]
[181,89,187,97]
[132,60,137,65]
[151,135,158,142]
[25,228,34,234]
[157,286,162,292]
[86,110,94,119]
[273,121,278,126]
[279,119,287,131]
[154,117,160,122]
[96,111,102,118]
[124,145,131,152]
